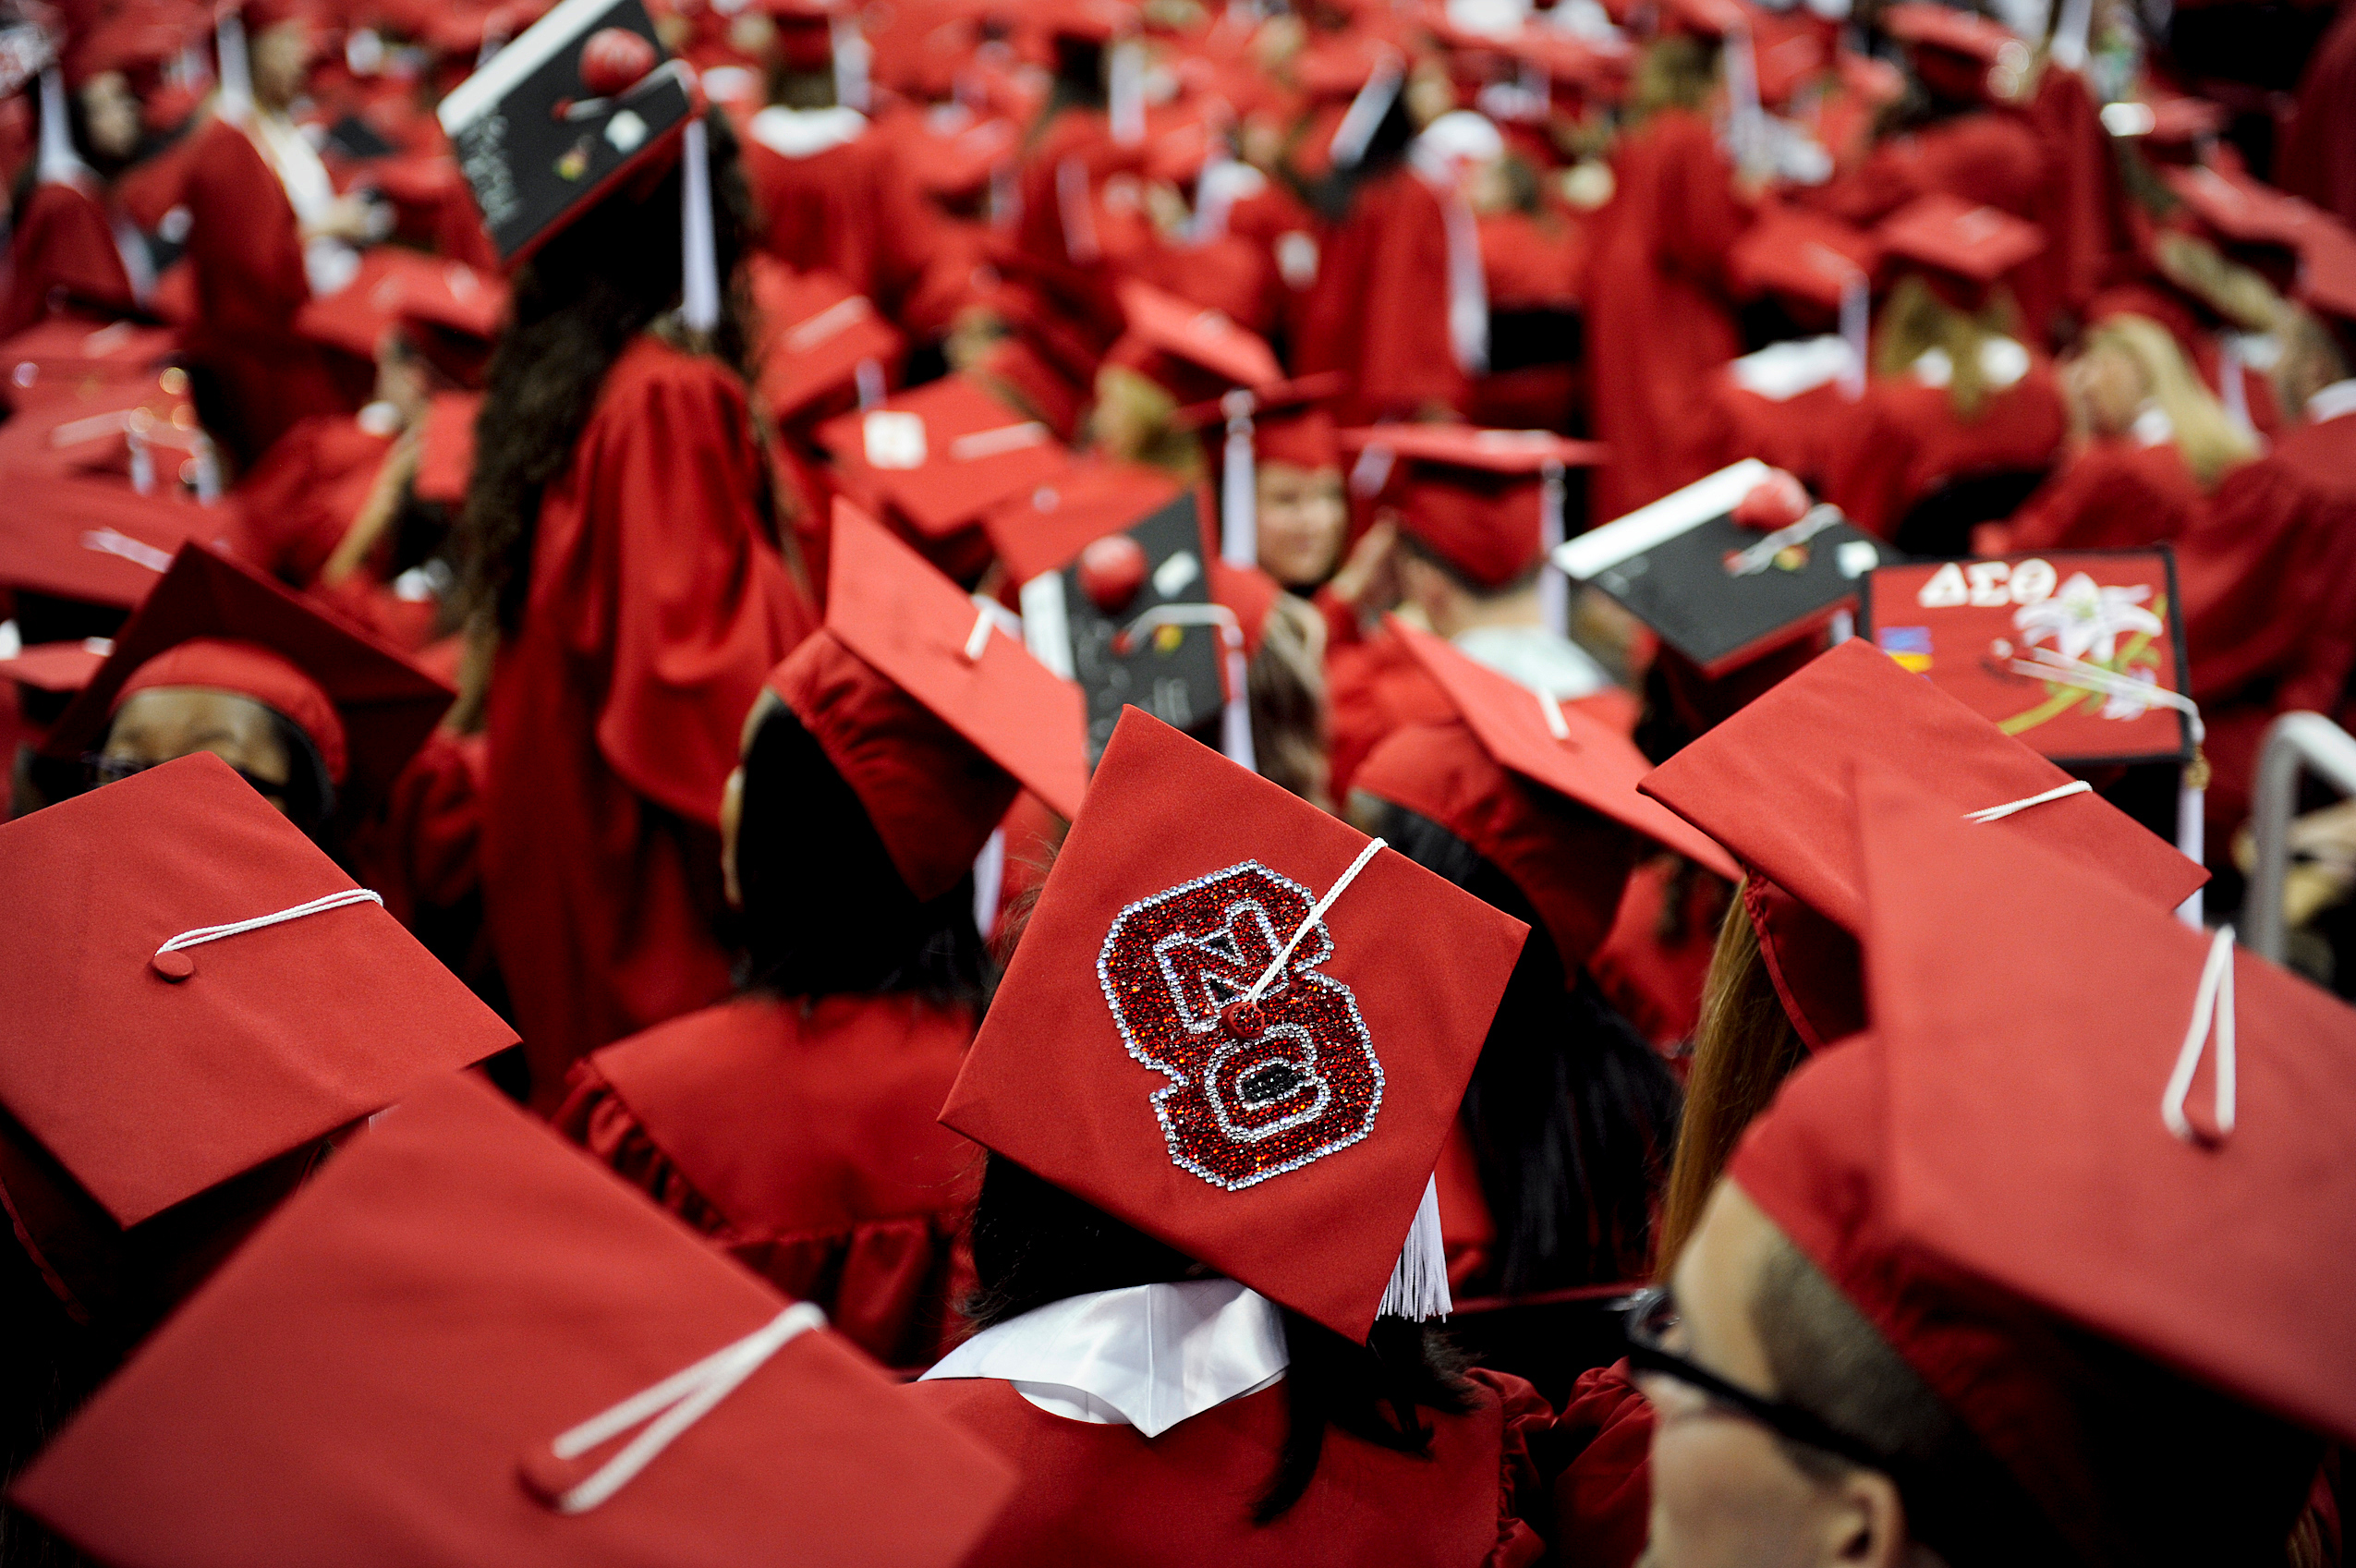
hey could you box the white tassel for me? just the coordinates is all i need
[1221,392,1257,569]
[37,68,87,186]
[1221,634,1257,772]
[1538,459,1567,638]
[1108,41,1145,148]
[2049,0,2092,72]
[1378,1174,1451,1321]
[1329,53,1403,169]
[972,827,1006,942]
[215,10,252,122]
[1722,25,1764,179]
[1839,273,1868,402]
[680,117,719,335]
[2176,779,2204,930]
[830,16,869,113]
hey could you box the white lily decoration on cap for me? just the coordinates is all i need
[2014,572,2163,665]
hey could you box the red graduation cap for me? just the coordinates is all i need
[940,708,1529,1340]
[43,542,455,815]
[1728,774,2356,1564]
[0,754,516,1310]
[11,1071,1015,1567]
[414,390,483,506]
[978,456,1187,588]
[2163,163,2320,252]
[296,248,507,361]
[1638,638,2206,1048]
[769,503,1087,900]
[0,638,111,698]
[1875,192,2045,305]
[1731,203,1877,316]
[1353,620,1738,973]
[1881,0,2029,103]
[1342,423,1603,591]
[1111,278,1284,396]
[817,374,1074,541]
[748,262,904,424]
[0,319,179,393]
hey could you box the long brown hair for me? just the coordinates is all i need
[1653,889,1809,1275]
[453,109,766,638]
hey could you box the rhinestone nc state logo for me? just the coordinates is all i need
[1097,861,1383,1190]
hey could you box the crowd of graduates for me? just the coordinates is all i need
[1,0,2353,1561]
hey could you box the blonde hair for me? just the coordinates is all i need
[2154,229,2289,335]
[1652,892,1809,1277]
[2083,313,2259,489]
[1630,34,1718,124]
[1873,273,2020,421]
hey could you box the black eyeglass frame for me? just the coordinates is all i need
[1621,1285,1906,1477]
[82,752,289,801]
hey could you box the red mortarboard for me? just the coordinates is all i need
[767,503,1087,898]
[1352,624,1737,974]
[1638,638,2205,1048]
[1727,777,2353,1564]
[1111,279,1284,394]
[2163,164,2320,251]
[115,638,348,784]
[0,638,111,697]
[940,709,1528,1339]
[1343,425,1601,592]
[0,386,226,611]
[1880,1,2017,62]
[414,390,482,505]
[1876,192,2045,291]
[1,319,179,392]
[11,1071,1015,1567]
[817,375,1073,541]
[749,264,905,423]
[297,249,506,361]
[978,456,1186,588]
[1654,0,1746,38]
[0,753,516,1235]
[1731,203,1876,315]
[44,542,455,814]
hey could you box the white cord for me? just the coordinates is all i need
[2161,925,2237,1146]
[1962,779,2093,823]
[155,889,384,956]
[2011,649,2205,744]
[964,605,994,661]
[1537,687,1570,740]
[545,1303,825,1513]
[1243,839,1386,1006]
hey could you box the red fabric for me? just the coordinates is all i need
[1295,167,1467,424]
[2178,412,2356,713]
[114,636,348,784]
[2020,68,2134,334]
[1589,857,1725,1053]
[1546,1360,1655,1568]
[1436,1117,1497,1290]
[346,724,485,930]
[1586,108,1752,518]
[1326,627,1453,805]
[221,415,395,587]
[1355,716,1640,975]
[769,628,1020,903]
[744,129,973,339]
[553,992,980,1367]
[480,336,818,1109]
[176,118,351,464]
[905,1366,1553,1568]
[2278,2,2356,229]
[1805,109,2048,231]
[1996,438,2208,555]
[1823,366,2067,540]
[1,180,139,340]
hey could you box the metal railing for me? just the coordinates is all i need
[2241,711,2356,964]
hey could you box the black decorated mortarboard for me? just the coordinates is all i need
[1554,459,1891,676]
[437,0,698,266]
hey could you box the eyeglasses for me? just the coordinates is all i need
[84,752,287,802]
[1622,1285,1900,1476]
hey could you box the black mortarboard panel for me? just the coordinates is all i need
[323,114,397,162]
[436,0,693,266]
[1554,460,1894,676]
[1020,491,1227,766]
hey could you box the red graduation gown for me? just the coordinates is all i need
[480,336,817,1108]
[2279,1,2356,227]
[1,179,138,340]
[1294,165,1468,424]
[1823,365,2068,540]
[903,1367,1553,1567]
[1585,108,1751,519]
[1545,1359,1655,1568]
[552,991,979,1367]
[1993,438,2208,555]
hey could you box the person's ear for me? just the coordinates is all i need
[719,765,746,912]
[1818,1466,1912,1568]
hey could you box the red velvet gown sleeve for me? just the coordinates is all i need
[1,180,138,338]
[480,337,819,1108]
[176,117,346,462]
[551,992,981,1367]
[1294,167,1467,423]
[1585,110,1750,518]
[1996,439,2204,555]
[902,1366,1552,1566]
[1825,366,2066,540]
[1544,1359,1656,1568]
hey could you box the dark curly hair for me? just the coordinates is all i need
[454,109,768,634]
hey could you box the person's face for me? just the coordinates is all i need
[372,333,430,425]
[2061,339,2146,440]
[249,20,314,111]
[78,72,141,163]
[1635,1184,1908,1568]
[1255,459,1347,590]
[103,688,294,814]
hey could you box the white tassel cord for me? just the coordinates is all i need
[2160,926,2237,1147]
[1328,52,1403,169]
[1538,459,1567,639]
[1378,1174,1453,1322]
[1961,779,2092,823]
[972,828,1006,944]
[1112,602,1256,771]
[1221,391,1258,569]
[680,116,720,335]
[155,888,384,957]
[215,11,252,122]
